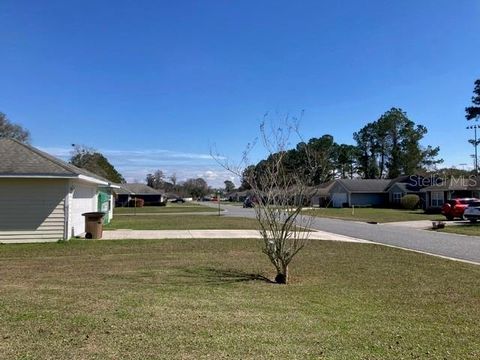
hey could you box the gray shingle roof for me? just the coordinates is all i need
[421,176,480,191]
[312,180,336,196]
[337,179,391,193]
[385,175,411,190]
[115,183,163,195]
[0,138,109,183]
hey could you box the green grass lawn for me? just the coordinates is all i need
[114,203,219,214]
[0,239,479,359]
[220,201,243,206]
[105,214,260,230]
[437,222,480,236]
[304,207,445,223]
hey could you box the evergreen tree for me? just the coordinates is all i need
[70,145,125,183]
[465,79,480,121]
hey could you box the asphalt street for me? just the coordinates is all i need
[201,202,480,264]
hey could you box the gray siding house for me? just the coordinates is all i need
[385,175,430,207]
[329,179,390,207]
[314,175,433,208]
[0,138,117,243]
[421,176,480,208]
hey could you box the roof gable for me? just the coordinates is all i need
[0,138,109,184]
[385,174,438,192]
[388,183,406,193]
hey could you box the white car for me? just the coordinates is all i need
[463,201,480,223]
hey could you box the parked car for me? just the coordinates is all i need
[172,197,185,203]
[463,201,480,223]
[441,198,480,220]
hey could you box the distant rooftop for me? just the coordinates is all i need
[115,183,163,195]
[421,176,480,191]
[337,179,391,193]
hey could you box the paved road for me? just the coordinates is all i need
[199,202,480,264]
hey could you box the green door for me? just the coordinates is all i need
[97,190,111,224]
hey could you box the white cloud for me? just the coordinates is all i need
[198,170,219,180]
[39,146,237,187]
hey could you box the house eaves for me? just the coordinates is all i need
[0,138,114,187]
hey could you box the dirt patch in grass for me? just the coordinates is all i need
[0,239,479,359]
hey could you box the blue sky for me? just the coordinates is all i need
[1,0,479,186]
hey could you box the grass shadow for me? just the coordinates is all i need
[182,267,275,285]
[457,222,480,226]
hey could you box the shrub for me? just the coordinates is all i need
[401,194,420,210]
[128,198,145,207]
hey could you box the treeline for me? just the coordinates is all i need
[240,108,443,189]
[146,170,211,198]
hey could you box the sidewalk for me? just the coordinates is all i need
[102,229,369,243]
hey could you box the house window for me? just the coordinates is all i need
[393,192,403,203]
[431,191,444,207]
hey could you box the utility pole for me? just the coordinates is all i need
[467,124,479,175]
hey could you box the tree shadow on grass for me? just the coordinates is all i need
[181,267,275,285]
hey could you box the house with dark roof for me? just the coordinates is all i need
[385,175,433,208]
[114,183,165,207]
[0,138,118,243]
[420,176,480,209]
[226,190,255,203]
[328,179,391,207]
[313,175,436,208]
[309,181,335,207]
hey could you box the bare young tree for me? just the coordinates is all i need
[146,170,165,189]
[169,173,178,187]
[0,112,30,143]
[213,114,327,284]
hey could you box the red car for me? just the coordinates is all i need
[441,198,480,220]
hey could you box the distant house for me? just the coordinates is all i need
[314,175,438,208]
[226,190,254,203]
[328,179,391,207]
[0,138,117,243]
[421,176,480,209]
[114,183,165,207]
[309,181,335,207]
[385,175,433,208]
